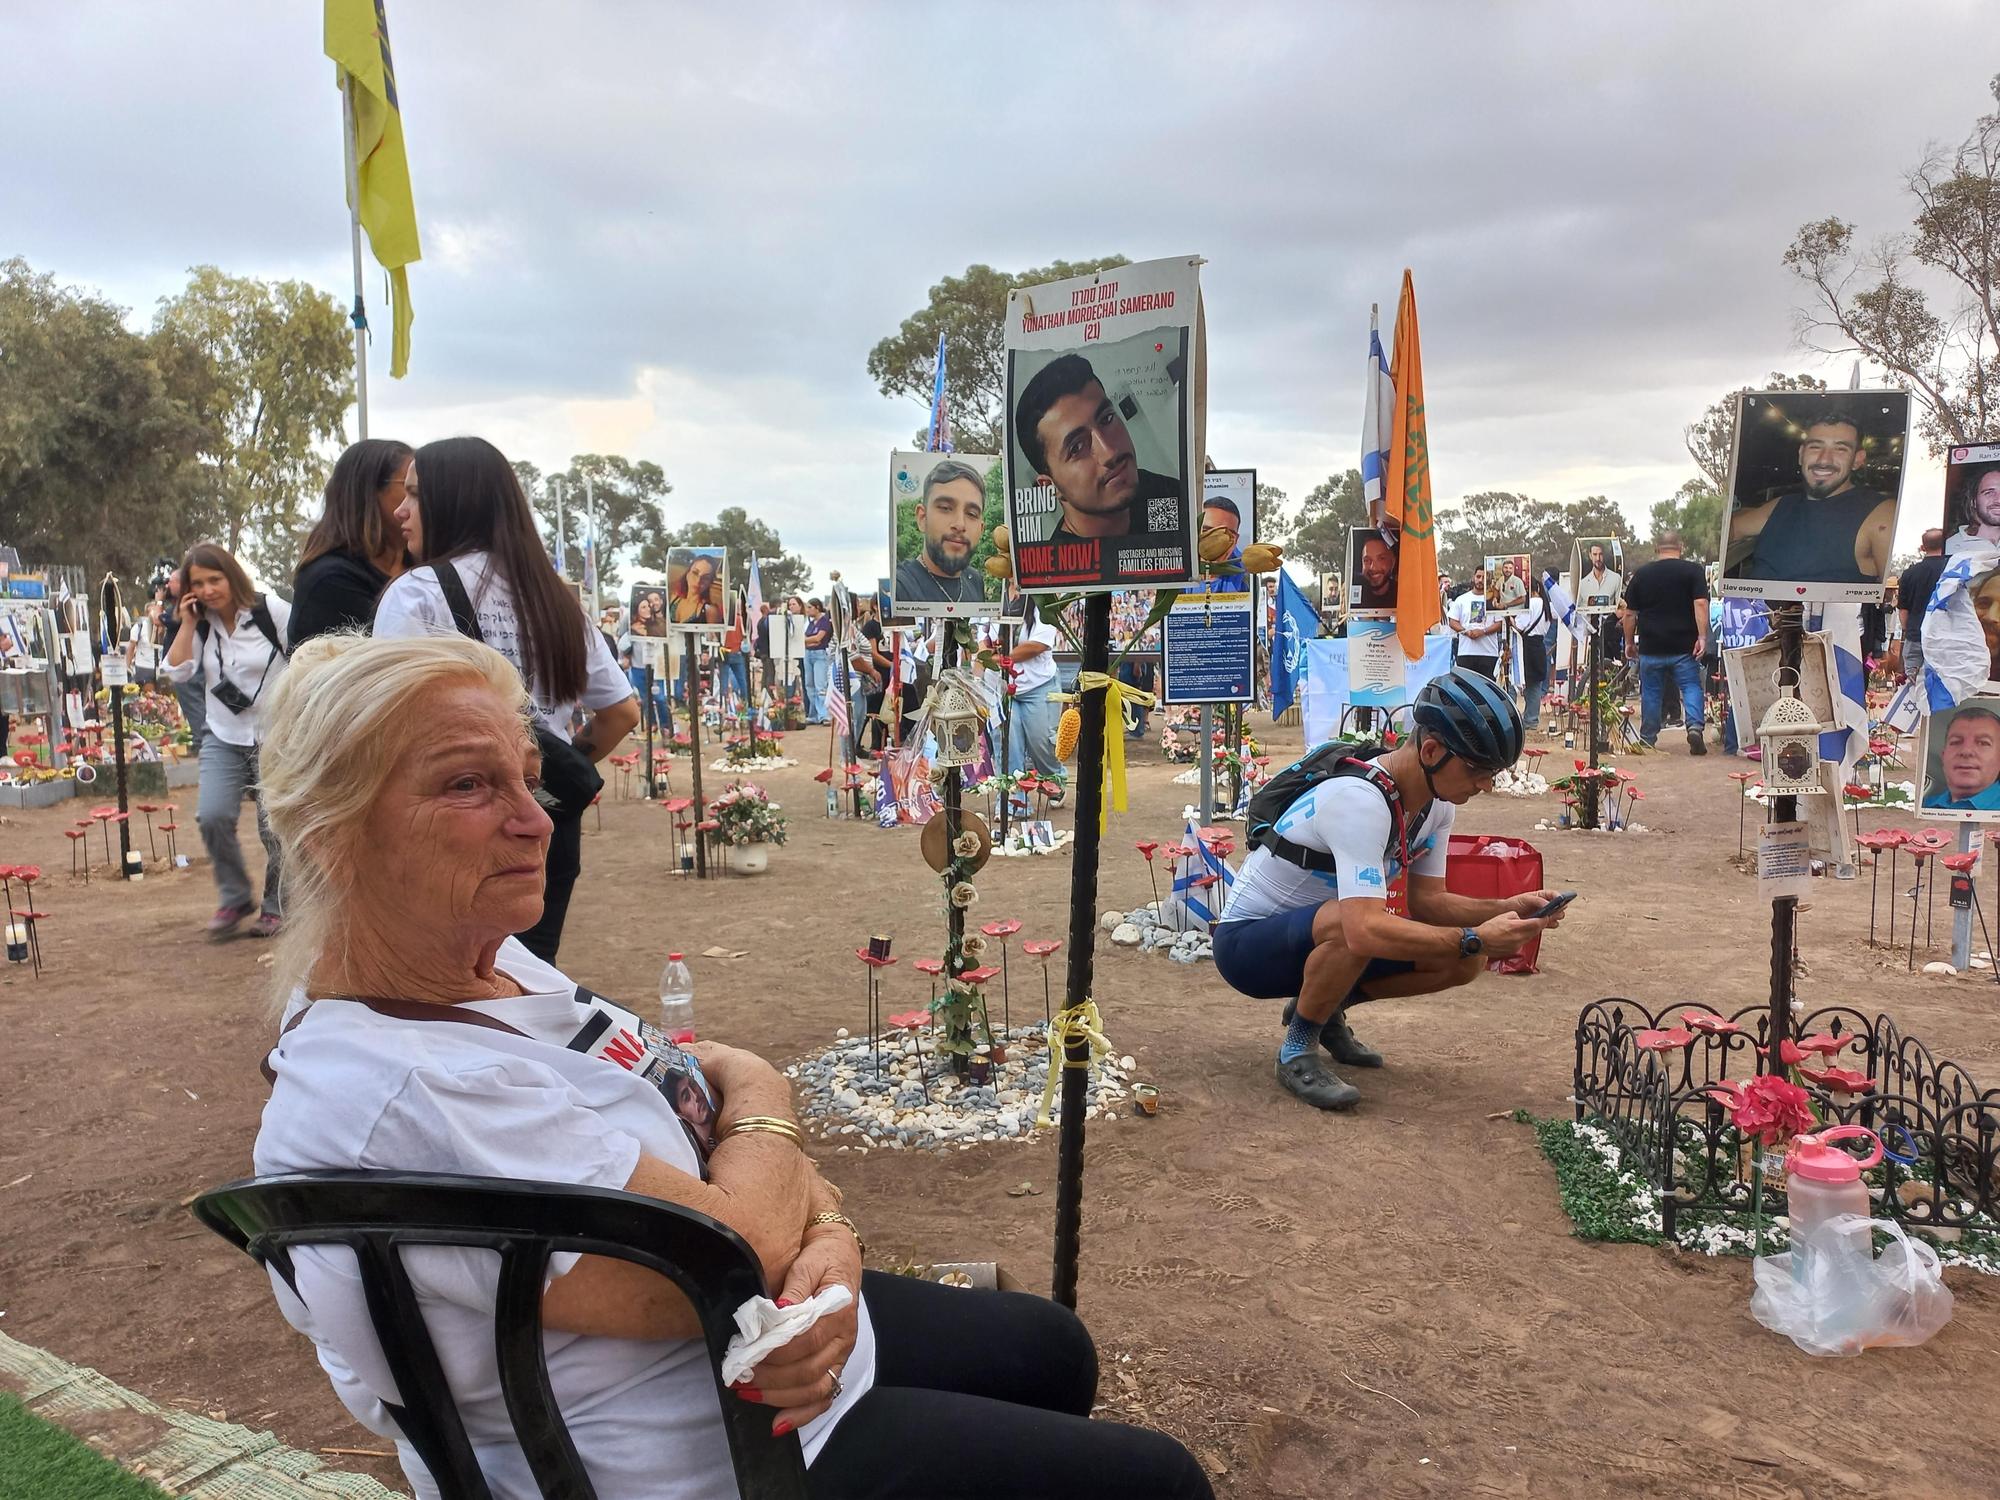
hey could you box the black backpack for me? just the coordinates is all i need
[1244,739,1404,875]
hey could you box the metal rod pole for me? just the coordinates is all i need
[642,661,656,798]
[686,632,708,879]
[340,78,369,440]
[1765,605,1802,1067]
[1583,631,1602,830]
[940,631,971,1070]
[1052,593,1111,1310]
[1197,703,1214,820]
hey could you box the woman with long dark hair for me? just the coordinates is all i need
[161,541,291,939]
[290,439,415,647]
[373,436,638,960]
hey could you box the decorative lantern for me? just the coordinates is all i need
[930,677,985,768]
[1756,686,1828,797]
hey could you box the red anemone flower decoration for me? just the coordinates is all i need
[814,768,835,783]
[1842,782,1872,801]
[1795,1032,1854,1058]
[913,957,945,976]
[1707,1074,1816,1145]
[886,1010,931,1030]
[14,867,36,884]
[1022,939,1062,958]
[1798,1065,1874,1095]
[1634,1027,1696,1052]
[853,948,896,969]
[1757,1038,1809,1067]
[981,920,1022,939]
[1680,1011,1743,1036]
[1136,841,1160,860]
[959,965,1002,985]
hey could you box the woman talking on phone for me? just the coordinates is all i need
[161,542,292,939]
[373,436,638,961]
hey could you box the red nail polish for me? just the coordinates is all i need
[772,1418,794,1438]
[736,1386,762,1402]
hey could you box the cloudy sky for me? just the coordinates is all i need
[10,2,1992,584]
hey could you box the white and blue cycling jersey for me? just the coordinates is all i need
[1218,756,1454,925]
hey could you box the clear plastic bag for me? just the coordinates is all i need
[1751,1214,1955,1357]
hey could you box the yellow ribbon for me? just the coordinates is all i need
[1072,671,1157,834]
[1036,998,1114,1128]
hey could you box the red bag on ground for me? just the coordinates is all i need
[1445,834,1545,974]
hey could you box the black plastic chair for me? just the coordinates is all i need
[192,1170,810,1500]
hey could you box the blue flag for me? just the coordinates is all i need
[1271,569,1318,719]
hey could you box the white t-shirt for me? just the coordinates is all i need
[160,595,293,746]
[1011,618,1061,693]
[258,939,875,1500]
[373,551,633,742]
[1448,592,1500,659]
[1221,758,1455,924]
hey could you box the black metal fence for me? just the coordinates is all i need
[1573,998,2000,1240]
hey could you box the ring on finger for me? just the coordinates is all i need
[827,1367,843,1399]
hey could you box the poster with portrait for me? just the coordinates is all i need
[1002,255,1204,592]
[1570,538,1624,616]
[1919,695,2000,821]
[1200,467,1256,562]
[665,547,729,630]
[889,450,1004,617]
[1482,554,1532,616]
[1945,442,2000,547]
[1720,389,1909,602]
[1348,526,1399,615]
[628,580,672,640]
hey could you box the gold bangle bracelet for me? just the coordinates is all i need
[730,1115,802,1133]
[807,1210,866,1257]
[726,1121,804,1146]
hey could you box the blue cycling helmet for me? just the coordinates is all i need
[1411,669,1525,772]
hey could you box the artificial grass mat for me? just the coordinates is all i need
[0,1395,167,1500]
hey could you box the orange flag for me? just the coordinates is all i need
[1383,270,1440,661]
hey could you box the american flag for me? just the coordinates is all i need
[827,664,850,737]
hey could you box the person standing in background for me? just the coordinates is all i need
[803,597,832,723]
[373,436,638,962]
[161,543,291,939]
[290,439,415,648]
[1621,530,1710,754]
[1005,591,1065,792]
[158,568,209,756]
[1896,529,1948,684]
[1515,576,1553,729]
[1446,567,1502,679]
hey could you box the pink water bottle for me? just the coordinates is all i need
[1786,1125,1882,1285]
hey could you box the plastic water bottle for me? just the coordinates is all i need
[658,952,695,1043]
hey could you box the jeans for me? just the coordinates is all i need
[1007,680,1063,778]
[1904,637,1925,685]
[625,667,672,735]
[809,1271,1211,1500]
[1638,653,1704,743]
[721,650,749,707]
[195,737,280,916]
[804,647,830,722]
[1523,675,1547,729]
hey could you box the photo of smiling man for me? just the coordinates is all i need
[1003,255,1203,591]
[1720,390,1908,602]
[889,452,1002,616]
[1922,699,2000,817]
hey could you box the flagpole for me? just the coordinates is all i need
[554,477,567,575]
[585,475,599,617]
[341,76,370,440]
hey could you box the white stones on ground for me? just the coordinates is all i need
[1110,923,1142,946]
[1922,961,1958,977]
[1491,769,1549,797]
[708,755,799,772]
[1101,910,1124,931]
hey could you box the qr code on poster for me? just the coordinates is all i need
[1147,497,1181,531]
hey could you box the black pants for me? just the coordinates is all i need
[809,1271,1212,1500]
[1455,654,1498,680]
[515,806,583,962]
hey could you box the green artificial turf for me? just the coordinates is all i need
[0,1396,167,1500]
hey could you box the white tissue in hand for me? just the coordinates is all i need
[720,1285,853,1387]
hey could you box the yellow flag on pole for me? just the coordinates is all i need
[1383,270,1440,661]
[325,0,419,377]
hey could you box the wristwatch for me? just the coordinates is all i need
[1459,927,1483,957]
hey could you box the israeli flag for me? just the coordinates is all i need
[1919,540,2000,710]
[1804,602,1871,781]
[1362,312,1395,510]
[1542,571,1581,636]
[1172,819,1235,926]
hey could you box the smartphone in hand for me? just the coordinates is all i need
[1530,891,1578,921]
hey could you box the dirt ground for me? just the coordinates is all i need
[3,716,1998,1500]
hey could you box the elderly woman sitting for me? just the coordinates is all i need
[253,632,1211,1500]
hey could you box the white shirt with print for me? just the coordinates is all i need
[260,938,875,1500]
[1221,759,1456,924]
[1448,591,1500,659]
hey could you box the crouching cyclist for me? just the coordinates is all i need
[1214,671,1567,1111]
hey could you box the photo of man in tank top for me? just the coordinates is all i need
[1721,393,1906,602]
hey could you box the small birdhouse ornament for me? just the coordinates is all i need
[1757,686,1828,796]
[930,677,984,768]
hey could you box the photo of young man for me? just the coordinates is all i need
[1350,528,1399,613]
[890,453,1000,614]
[1722,392,1908,600]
